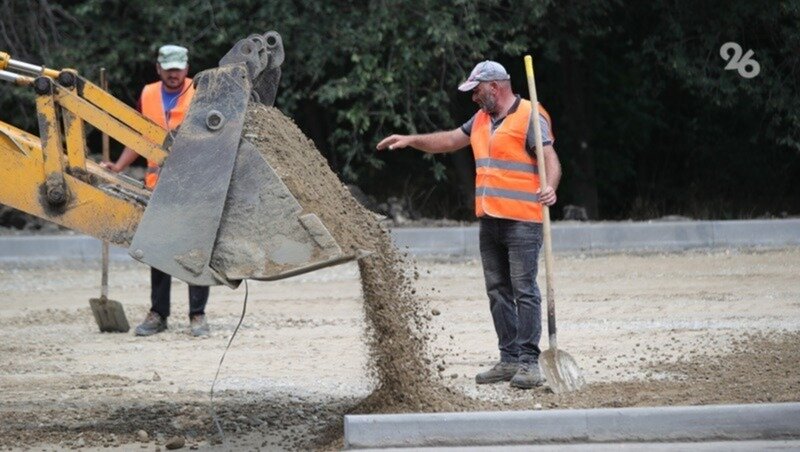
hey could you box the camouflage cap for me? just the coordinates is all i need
[157,45,188,70]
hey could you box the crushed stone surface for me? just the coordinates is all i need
[1,249,799,450]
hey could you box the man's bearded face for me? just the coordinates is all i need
[472,83,498,115]
[158,66,189,91]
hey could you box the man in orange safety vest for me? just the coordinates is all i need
[102,45,211,338]
[377,60,562,389]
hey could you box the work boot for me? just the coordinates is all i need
[135,311,167,336]
[510,361,545,389]
[475,361,519,384]
[190,314,210,337]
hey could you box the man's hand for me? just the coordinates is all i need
[377,129,468,154]
[376,134,413,151]
[538,185,557,206]
[100,161,122,173]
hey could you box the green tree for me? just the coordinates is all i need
[2,0,798,221]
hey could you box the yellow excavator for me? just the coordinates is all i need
[0,31,354,289]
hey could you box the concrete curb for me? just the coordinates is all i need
[392,219,800,257]
[1,219,799,262]
[343,403,800,449]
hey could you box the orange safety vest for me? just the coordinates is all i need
[140,78,195,189]
[471,99,553,222]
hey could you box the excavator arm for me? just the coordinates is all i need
[0,32,355,287]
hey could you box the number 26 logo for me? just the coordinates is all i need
[720,42,760,79]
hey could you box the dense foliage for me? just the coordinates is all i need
[2,0,798,220]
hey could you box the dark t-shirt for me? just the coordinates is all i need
[460,95,554,153]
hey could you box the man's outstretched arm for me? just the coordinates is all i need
[376,128,470,154]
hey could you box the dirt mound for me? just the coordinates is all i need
[244,105,477,413]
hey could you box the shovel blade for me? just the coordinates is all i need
[540,348,585,394]
[89,297,130,333]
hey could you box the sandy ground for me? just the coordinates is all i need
[1,247,799,450]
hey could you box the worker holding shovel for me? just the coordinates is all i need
[377,60,561,389]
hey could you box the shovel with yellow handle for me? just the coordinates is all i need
[524,55,584,393]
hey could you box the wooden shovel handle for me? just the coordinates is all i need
[524,55,557,350]
[100,68,110,161]
[100,68,110,299]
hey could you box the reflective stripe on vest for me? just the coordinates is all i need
[475,158,538,174]
[140,78,194,189]
[471,99,550,222]
[475,186,540,203]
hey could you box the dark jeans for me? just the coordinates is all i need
[150,267,209,319]
[479,217,543,364]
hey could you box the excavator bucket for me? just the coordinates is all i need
[129,32,356,287]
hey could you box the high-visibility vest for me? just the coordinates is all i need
[471,99,552,222]
[140,78,195,189]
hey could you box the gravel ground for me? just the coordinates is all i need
[1,247,799,450]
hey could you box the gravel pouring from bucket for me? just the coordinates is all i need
[525,55,585,393]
